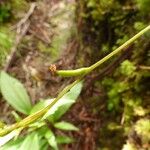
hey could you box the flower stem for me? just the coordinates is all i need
[56,25,150,76]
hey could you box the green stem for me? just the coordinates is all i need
[87,25,150,73]
[0,78,82,136]
[56,25,150,76]
[0,25,150,136]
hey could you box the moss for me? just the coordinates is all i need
[136,0,150,14]
[77,0,150,149]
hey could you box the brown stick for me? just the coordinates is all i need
[4,3,37,72]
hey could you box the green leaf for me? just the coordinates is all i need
[0,71,32,114]
[0,138,24,150]
[36,126,48,137]
[54,121,79,131]
[0,130,20,147]
[56,136,74,144]
[19,132,40,150]
[39,139,48,150]
[43,81,83,122]
[30,100,50,114]
[45,129,58,150]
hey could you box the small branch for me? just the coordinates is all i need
[138,65,150,70]
[86,25,150,73]
[54,25,150,77]
[4,23,30,72]
[4,3,37,72]
[83,46,133,93]
[13,3,36,30]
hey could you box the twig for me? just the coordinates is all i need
[83,46,133,92]
[28,28,51,44]
[86,25,150,73]
[138,65,150,70]
[13,3,36,31]
[4,23,30,72]
[4,3,37,72]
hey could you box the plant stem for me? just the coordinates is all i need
[0,25,150,136]
[87,25,150,73]
[56,25,150,76]
[0,78,82,136]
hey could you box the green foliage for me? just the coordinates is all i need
[0,0,28,66]
[136,0,150,14]
[11,0,28,12]
[44,129,58,150]
[30,100,50,114]
[19,132,40,150]
[79,0,150,63]
[0,3,11,23]
[0,130,20,147]
[37,42,57,56]
[86,0,114,21]
[123,97,142,122]
[0,132,40,150]
[101,55,149,149]
[0,138,24,150]
[56,136,74,144]
[0,72,82,150]
[134,22,147,31]
[54,121,79,131]
[0,71,32,115]
[0,0,28,22]
[120,60,136,76]
[122,119,150,150]
[135,119,150,143]
[79,0,149,149]
[30,81,83,123]
[102,78,130,111]
[0,31,13,66]
[43,81,83,122]
[0,32,12,49]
